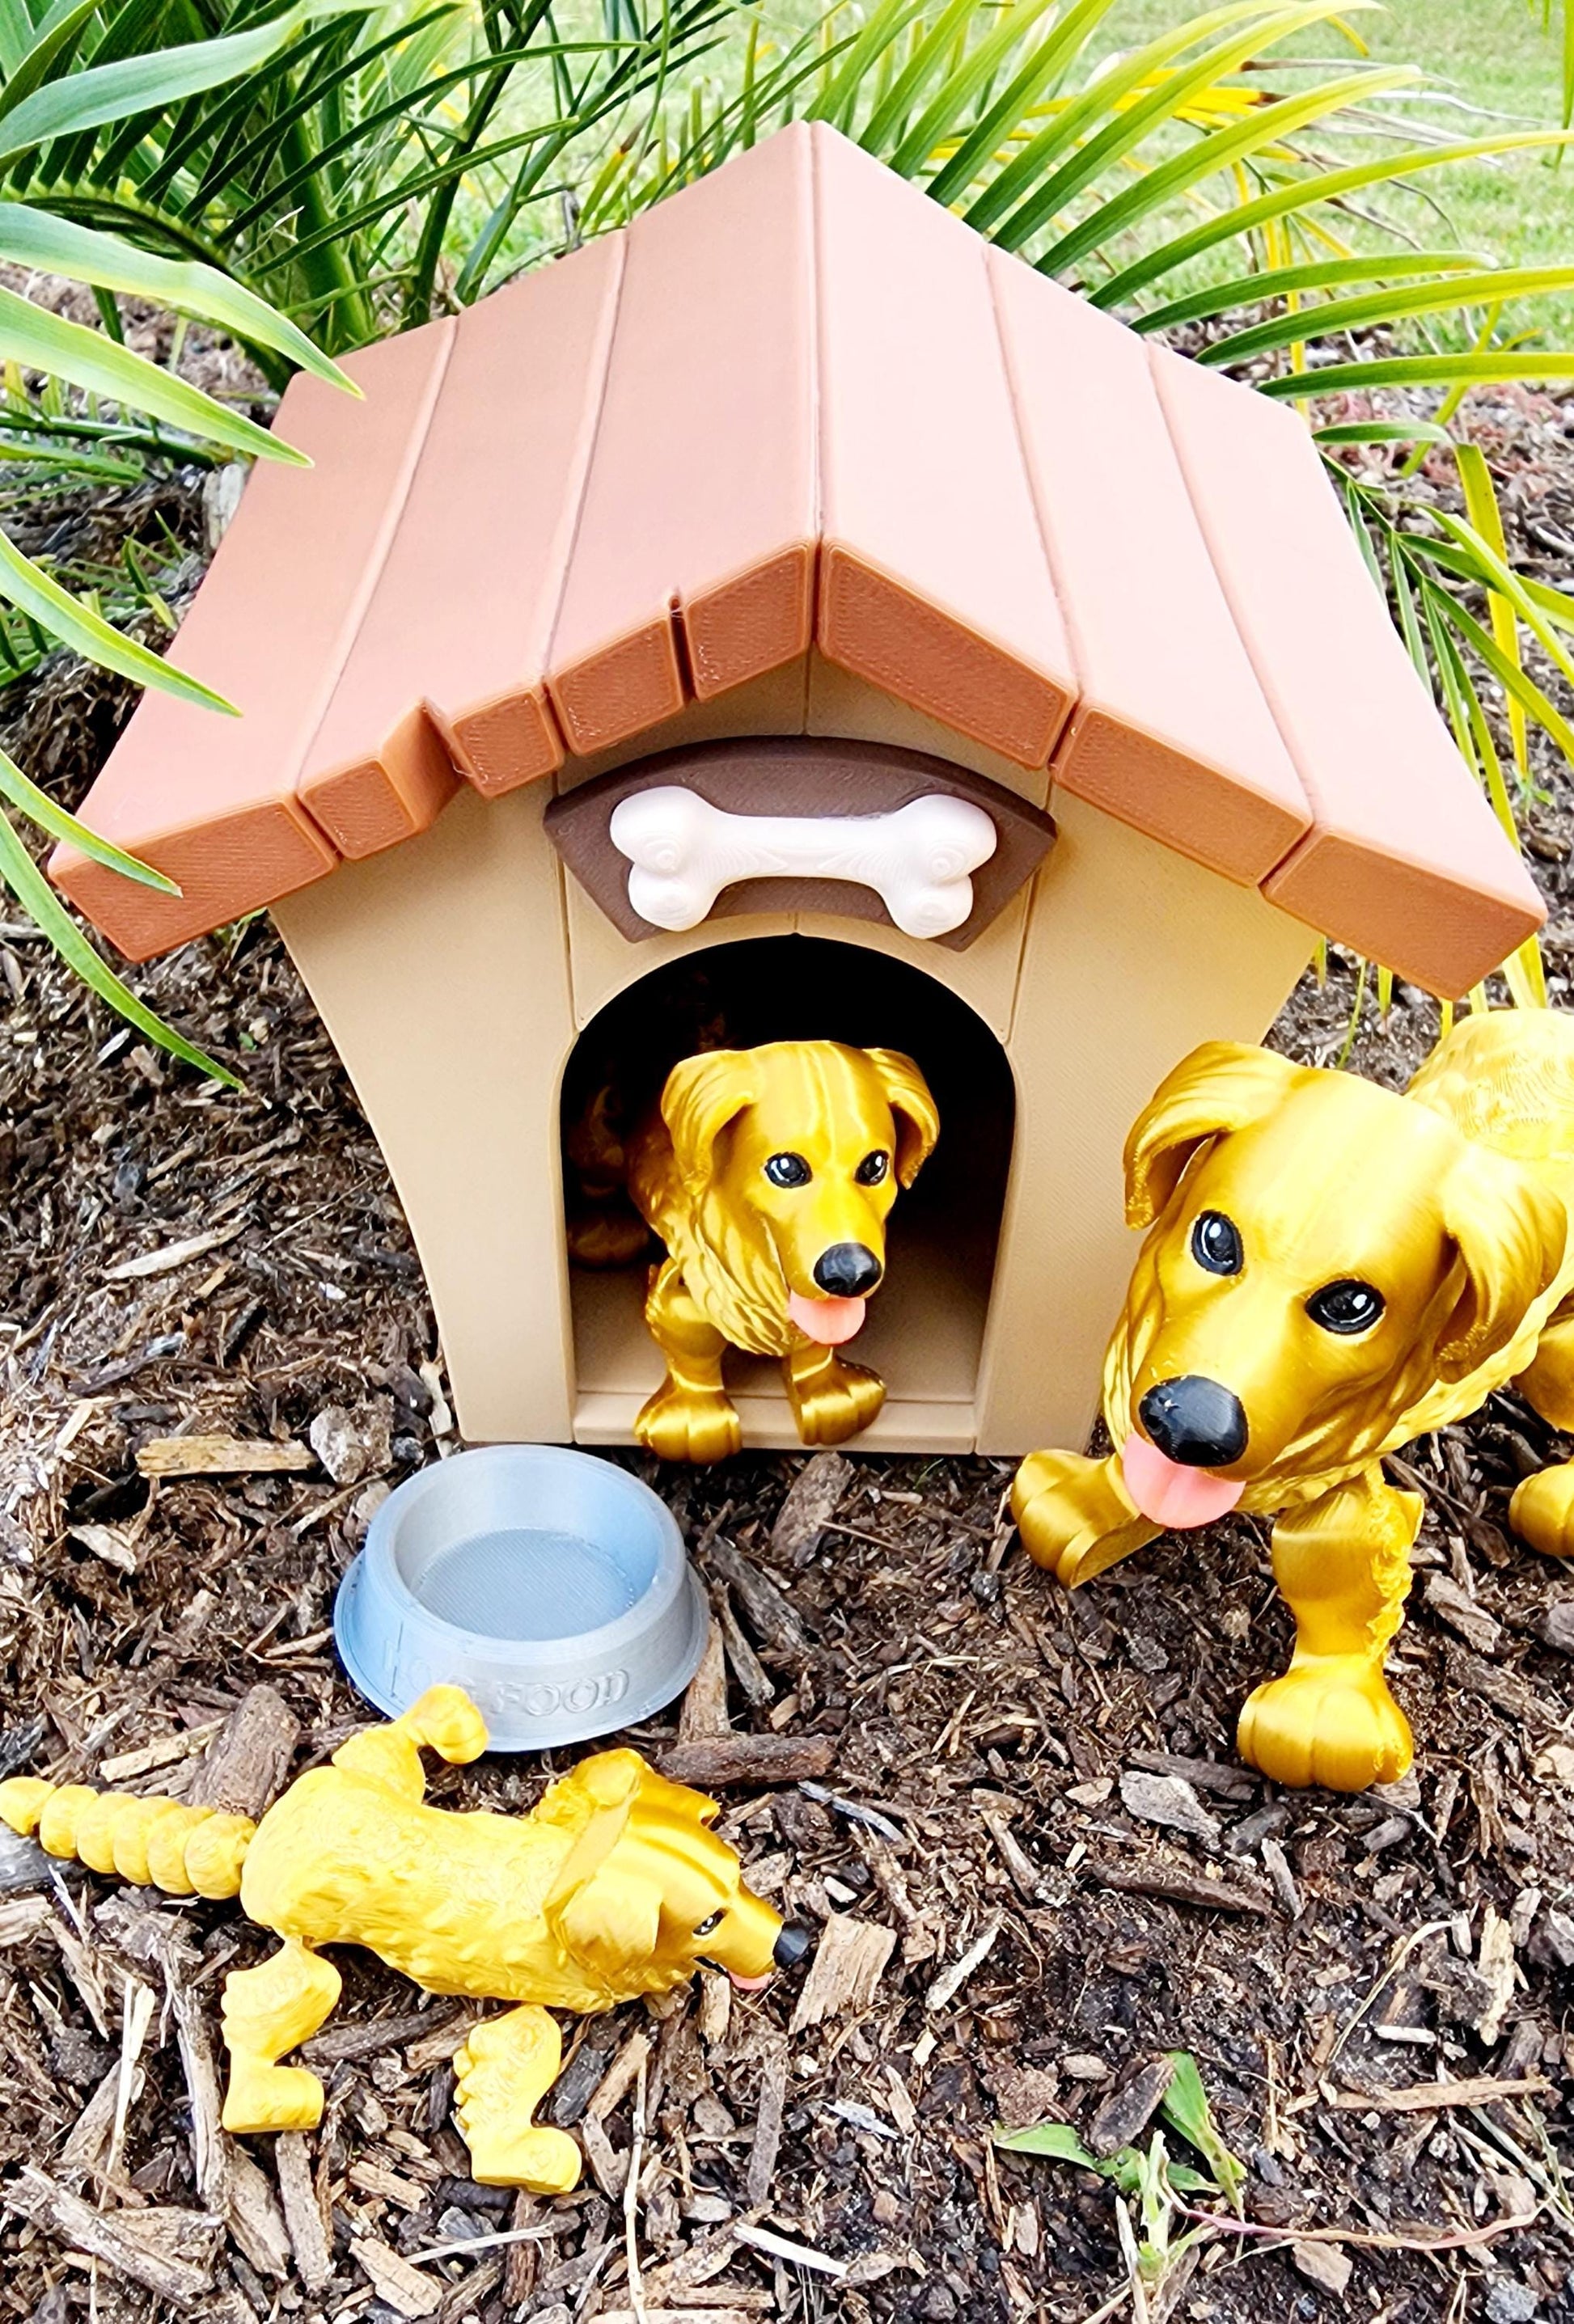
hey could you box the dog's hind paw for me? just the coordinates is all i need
[635,1384,743,1464]
[1238,1659,1412,1793]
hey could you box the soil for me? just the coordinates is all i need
[4,386,1574,2324]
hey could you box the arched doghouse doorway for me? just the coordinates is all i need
[561,933,1016,1451]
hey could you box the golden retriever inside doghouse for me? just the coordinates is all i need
[1013,1010,1574,1791]
[573,1035,939,1460]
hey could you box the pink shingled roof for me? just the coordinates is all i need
[52,122,1543,997]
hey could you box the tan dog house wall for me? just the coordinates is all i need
[55,125,1544,1454]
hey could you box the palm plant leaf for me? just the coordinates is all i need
[0,201,355,385]
[0,807,234,1081]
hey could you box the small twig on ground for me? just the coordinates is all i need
[624,2056,649,2324]
[1171,2204,1541,2255]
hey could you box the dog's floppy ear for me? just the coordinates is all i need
[864,1049,940,1189]
[1124,1042,1301,1228]
[1435,1147,1567,1384]
[542,1751,666,1987]
[548,1864,665,1988]
[662,1050,760,1194]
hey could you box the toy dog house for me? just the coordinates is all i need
[54,125,1542,1456]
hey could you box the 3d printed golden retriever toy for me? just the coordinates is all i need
[584,1037,939,1461]
[0,1687,806,2191]
[1013,1011,1574,1792]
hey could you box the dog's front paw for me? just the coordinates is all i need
[455,2011,581,2193]
[1012,1451,1151,1587]
[1238,1658,1412,1792]
[791,1357,885,1447]
[635,1384,743,1464]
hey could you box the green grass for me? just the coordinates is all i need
[1110,0,1574,333]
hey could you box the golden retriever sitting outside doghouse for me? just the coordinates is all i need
[573,1038,938,1460]
[1013,1010,1574,1792]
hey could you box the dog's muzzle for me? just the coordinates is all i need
[1138,1377,1248,1467]
[813,1243,882,1298]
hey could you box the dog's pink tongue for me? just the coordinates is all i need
[1121,1433,1244,1529]
[729,1970,773,1992]
[788,1291,865,1346]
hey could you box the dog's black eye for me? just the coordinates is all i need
[1306,1279,1386,1336]
[693,1909,725,1937]
[764,1152,811,1188]
[1191,1211,1243,1276]
[855,1151,890,1185]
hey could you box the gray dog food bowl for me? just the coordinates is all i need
[334,1445,707,1750]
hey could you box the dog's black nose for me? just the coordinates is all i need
[814,1242,882,1297]
[773,1921,815,1969]
[1138,1376,1248,1468]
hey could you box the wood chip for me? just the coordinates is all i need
[100,1718,225,1783]
[1446,1645,1562,1730]
[598,2311,758,2323]
[770,1452,853,1564]
[1089,2058,1174,2157]
[5,2168,215,2306]
[349,2157,429,2212]
[1422,1573,1501,1654]
[1292,2238,1352,2294]
[926,1912,1004,2013]
[226,2148,292,2280]
[106,1225,243,1279]
[67,1522,139,1574]
[61,2066,124,2176]
[1477,1904,1518,2047]
[274,2132,332,2292]
[354,2235,444,2316]
[1119,1769,1222,1848]
[658,1735,835,1787]
[1326,2074,1550,2113]
[1261,1836,1302,1920]
[188,1684,301,1818]
[1127,1749,1256,1802]
[1094,1861,1272,1916]
[982,1807,1048,1904]
[587,2029,652,2123]
[0,1829,51,1899]
[306,1998,468,2068]
[732,2221,848,2278]
[167,1966,230,2216]
[704,1540,809,1653]
[717,1591,775,1708]
[136,1435,315,1478]
[679,1616,731,1739]
[746,2041,789,2206]
[789,1912,897,2033]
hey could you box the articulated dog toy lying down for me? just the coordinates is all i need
[1013,1010,1574,1793]
[0,1688,808,2191]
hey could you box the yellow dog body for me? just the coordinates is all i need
[624,1039,938,1460]
[0,1688,785,2189]
[1014,1012,1574,1791]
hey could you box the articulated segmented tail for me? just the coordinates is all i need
[0,1777,255,1899]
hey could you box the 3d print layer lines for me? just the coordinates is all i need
[607,788,999,940]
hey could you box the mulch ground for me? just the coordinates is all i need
[5,382,1574,2324]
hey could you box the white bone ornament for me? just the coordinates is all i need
[607,788,998,940]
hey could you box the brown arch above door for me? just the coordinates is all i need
[543,734,1057,951]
